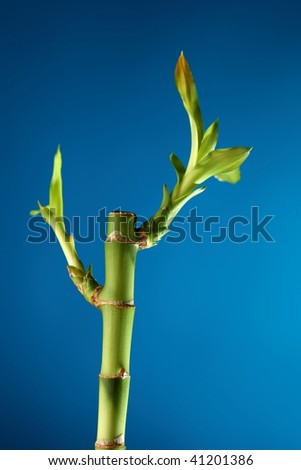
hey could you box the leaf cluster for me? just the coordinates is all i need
[140,53,252,247]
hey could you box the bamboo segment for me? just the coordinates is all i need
[95,377,130,450]
[95,212,138,450]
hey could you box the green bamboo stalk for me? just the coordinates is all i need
[94,211,138,450]
[30,52,252,450]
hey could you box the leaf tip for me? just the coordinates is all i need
[29,200,41,216]
[54,145,62,166]
[175,50,189,71]
[86,264,93,276]
[215,168,241,184]
[29,209,39,216]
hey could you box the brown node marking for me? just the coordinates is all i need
[95,434,124,449]
[135,229,148,249]
[106,230,140,246]
[98,299,135,309]
[91,286,135,310]
[99,368,130,380]
[91,285,103,307]
[109,211,136,217]
[95,443,125,450]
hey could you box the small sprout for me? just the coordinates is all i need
[30,147,101,296]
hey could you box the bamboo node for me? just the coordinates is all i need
[106,230,140,246]
[109,211,135,217]
[99,368,130,379]
[136,229,148,249]
[91,286,135,309]
[95,434,124,449]
[91,285,103,307]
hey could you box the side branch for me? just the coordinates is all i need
[30,147,104,308]
[138,53,252,249]
[67,265,103,307]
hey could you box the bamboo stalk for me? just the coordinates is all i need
[95,211,138,450]
[30,53,251,450]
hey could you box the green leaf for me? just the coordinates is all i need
[86,264,93,276]
[194,147,252,184]
[160,184,170,208]
[30,146,62,218]
[169,186,206,222]
[49,145,63,218]
[215,168,241,184]
[29,208,41,216]
[169,153,186,183]
[29,147,87,271]
[175,185,206,206]
[197,118,219,163]
[38,201,53,225]
[139,54,252,249]
[174,52,203,170]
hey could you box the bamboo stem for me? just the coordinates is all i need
[95,212,139,450]
[29,54,251,451]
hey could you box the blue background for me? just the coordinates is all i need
[1,0,301,450]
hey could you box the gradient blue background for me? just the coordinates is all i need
[1,0,301,450]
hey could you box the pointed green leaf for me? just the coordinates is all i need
[38,201,53,225]
[49,146,63,218]
[168,186,206,222]
[37,201,64,232]
[174,52,203,170]
[30,148,86,271]
[197,118,219,163]
[215,168,241,184]
[160,184,170,208]
[86,264,93,276]
[169,153,186,183]
[174,185,206,207]
[30,209,41,216]
[194,147,252,184]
